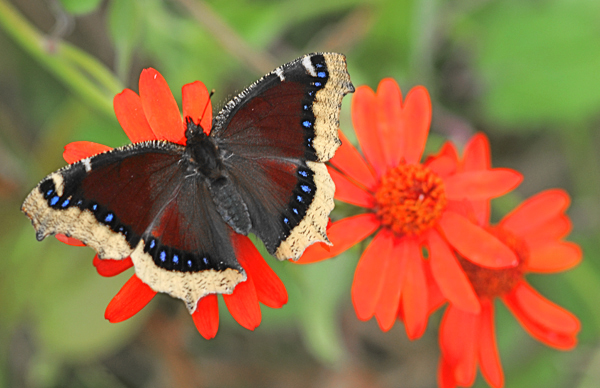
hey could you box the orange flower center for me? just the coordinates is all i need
[458,227,527,298]
[375,163,447,236]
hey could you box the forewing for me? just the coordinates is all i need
[211,53,354,260]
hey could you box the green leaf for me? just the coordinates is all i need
[107,0,143,82]
[58,0,103,15]
[463,0,600,129]
[294,250,358,364]
[107,0,142,47]
[35,261,147,362]
[138,0,235,91]
[353,0,415,86]
[3,222,146,384]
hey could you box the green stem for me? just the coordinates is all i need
[61,43,123,96]
[0,0,121,118]
[409,0,437,86]
[561,125,600,199]
[114,44,131,85]
[565,260,600,332]
[561,125,600,329]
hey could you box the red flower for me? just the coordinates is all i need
[435,137,581,388]
[57,68,287,339]
[298,79,522,339]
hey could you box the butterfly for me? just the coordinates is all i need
[22,52,354,312]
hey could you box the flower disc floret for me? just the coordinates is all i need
[375,163,447,236]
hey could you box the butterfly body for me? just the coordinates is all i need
[22,52,354,312]
[184,121,252,235]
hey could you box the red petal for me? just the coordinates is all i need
[63,141,112,164]
[401,86,432,165]
[93,255,133,277]
[424,261,446,314]
[434,141,460,163]
[192,294,220,340]
[438,357,458,388]
[511,281,580,333]
[440,306,479,386]
[478,299,504,388]
[55,234,85,246]
[426,230,480,314]
[375,78,405,168]
[526,241,581,273]
[401,241,429,340]
[113,89,156,143]
[105,274,156,323]
[425,142,459,180]
[329,130,378,190]
[500,190,570,235]
[471,200,490,228]
[444,169,522,201]
[462,133,491,171]
[223,275,261,331]
[297,213,380,264]
[503,281,580,349]
[439,211,518,268]
[522,215,572,244]
[182,81,212,135]
[329,166,376,208]
[351,85,387,176]
[426,155,457,179]
[139,68,184,144]
[374,237,410,331]
[233,235,287,308]
[351,229,395,320]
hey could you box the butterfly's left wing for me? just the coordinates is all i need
[22,141,246,312]
[210,52,354,260]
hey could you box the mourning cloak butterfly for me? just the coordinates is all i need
[22,53,354,312]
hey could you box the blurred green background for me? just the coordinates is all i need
[1,0,599,387]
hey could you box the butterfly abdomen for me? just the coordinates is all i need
[183,120,253,234]
[206,175,252,235]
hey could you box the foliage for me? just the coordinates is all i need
[0,0,598,387]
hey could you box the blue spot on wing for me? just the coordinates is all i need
[61,198,70,208]
[149,239,156,249]
[317,71,326,78]
[160,251,166,262]
[299,170,308,177]
[104,213,114,222]
[50,196,59,206]
[302,120,312,128]
[301,185,311,193]
[173,254,179,264]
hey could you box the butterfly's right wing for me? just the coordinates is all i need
[211,53,354,260]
